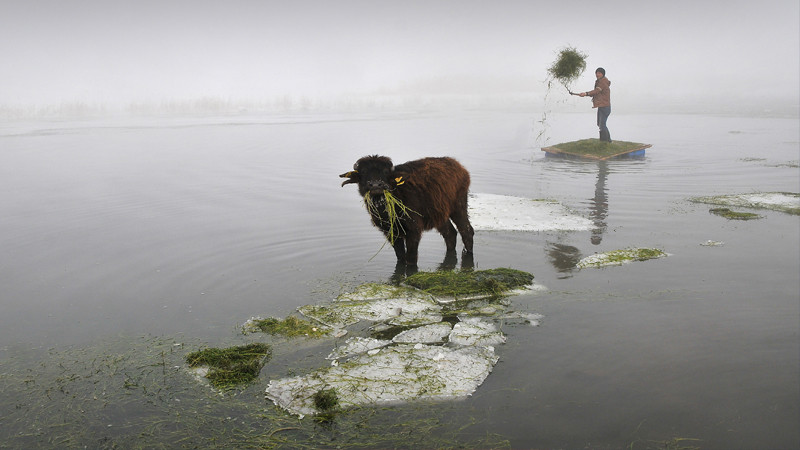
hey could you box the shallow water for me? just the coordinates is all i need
[1,110,798,448]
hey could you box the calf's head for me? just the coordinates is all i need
[340,155,402,196]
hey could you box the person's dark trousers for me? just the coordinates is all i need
[597,106,611,142]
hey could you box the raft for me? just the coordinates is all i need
[542,139,652,160]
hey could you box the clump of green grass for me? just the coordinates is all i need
[547,46,588,90]
[709,208,762,220]
[405,268,534,299]
[247,316,329,338]
[364,191,419,245]
[185,343,271,389]
[312,388,339,412]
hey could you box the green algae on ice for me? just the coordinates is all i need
[690,192,800,215]
[577,248,668,269]
[242,315,331,338]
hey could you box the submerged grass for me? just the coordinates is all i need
[405,268,534,299]
[186,343,272,389]
[0,335,511,449]
[709,207,762,220]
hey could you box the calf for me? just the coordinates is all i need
[340,155,474,267]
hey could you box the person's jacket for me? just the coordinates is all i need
[588,77,611,108]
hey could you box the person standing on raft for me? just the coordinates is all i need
[579,68,611,143]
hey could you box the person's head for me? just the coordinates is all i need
[595,67,606,78]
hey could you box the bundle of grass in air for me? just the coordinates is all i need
[547,46,587,92]
[364,191,417,245]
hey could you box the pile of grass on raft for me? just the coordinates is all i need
[547,139,648,157]
[246,316,329,338]
[405,268,534,298]
[185,343,271,389]
[547,46,588,90]
[364,191,419,245]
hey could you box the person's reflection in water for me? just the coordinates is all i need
[590,161,609,245]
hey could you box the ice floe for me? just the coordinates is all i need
[264,270,546,417]
[690,192,800,215]
[468,193,593,231]
[266,344,499,417]
[577,248,668,268]
[392,322,453,344]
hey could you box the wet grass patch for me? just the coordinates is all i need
[244,315,330,338]
[186,343,272,389]
[404,268,534,299]
[709,207,762,220]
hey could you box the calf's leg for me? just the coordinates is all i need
[450,209,474,254]
[403,231,422,267]
[436,221,458,252]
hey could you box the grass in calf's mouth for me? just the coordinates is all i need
[364,191,419,245]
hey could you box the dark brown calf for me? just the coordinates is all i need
[340,155,474,267]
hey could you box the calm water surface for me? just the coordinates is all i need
[1,110,798,448]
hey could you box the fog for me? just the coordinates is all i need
[1,0,798,116]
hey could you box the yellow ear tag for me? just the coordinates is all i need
[395,176,405,186]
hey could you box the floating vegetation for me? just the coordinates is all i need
[709,207,762,220]
[242,315,330,338]
[186,343,272,389]
[405,268,534,300]
[363,190,419,245]
[577,248,668,268]
[542,139,652,160]
[690,192,800,215]
[547,46,588,91]
[469,193,593,231]
[700,240,725,247]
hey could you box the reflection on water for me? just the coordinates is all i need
[542,159,610,276]
[545,242,582,278]
[590,161,609,245]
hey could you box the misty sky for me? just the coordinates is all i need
[1,0,798,109]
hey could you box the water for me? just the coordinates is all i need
[1,110,798,448]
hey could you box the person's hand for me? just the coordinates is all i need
[579,92,586,97]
